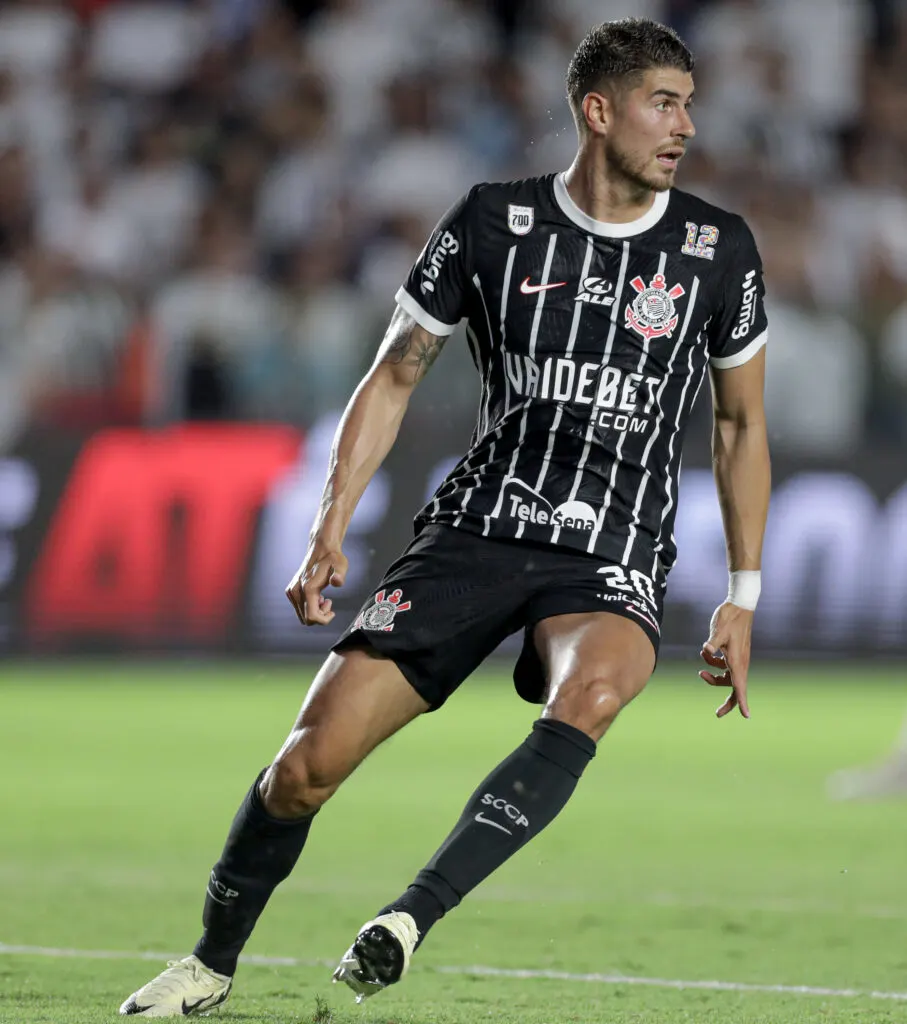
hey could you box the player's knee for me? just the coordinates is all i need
[261,741,344,818]
[544,665,645,741]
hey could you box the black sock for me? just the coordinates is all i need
[193,769,315,976]
[382,719,595,944]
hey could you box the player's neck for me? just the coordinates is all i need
[563,152,656,225]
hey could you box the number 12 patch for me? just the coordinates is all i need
[682,222,719,260]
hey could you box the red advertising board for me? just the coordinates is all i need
[22,425,302,645]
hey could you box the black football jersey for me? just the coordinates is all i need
[396,172,768,580]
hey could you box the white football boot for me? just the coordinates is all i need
[332,911,419,1002]
[119,956,232,1017]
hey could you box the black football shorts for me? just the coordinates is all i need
[333,524,665,710]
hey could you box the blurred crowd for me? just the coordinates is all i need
[1,0,907,457]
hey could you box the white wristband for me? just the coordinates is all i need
[727,570,761,611]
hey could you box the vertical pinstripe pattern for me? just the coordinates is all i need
[618,276,701,563]
[404,176,754,579]
[489,232,559,528]
[515,235,595,539]
[470,275,496,437]
[452,325,489,527]
[550,239,631,546]
[452,275,501,527]
[651,329,709,562]
[480,245,517,535]
[587,252,668,554]
[498,246,517,416]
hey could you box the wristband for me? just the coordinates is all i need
[727,570,761,611]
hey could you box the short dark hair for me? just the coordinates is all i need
[566,18,695,118]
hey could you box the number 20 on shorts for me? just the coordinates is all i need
[596,565,657,608]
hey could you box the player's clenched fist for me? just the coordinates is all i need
[285,541,348,626]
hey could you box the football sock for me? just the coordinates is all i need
[193,769,315,976]
[381,719,595,944]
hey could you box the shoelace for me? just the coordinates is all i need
[172,960,204,982]
[393,914,419,951]
[142,960,215,999]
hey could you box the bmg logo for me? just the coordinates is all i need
[420,231,460,294]
[732,269,758,340]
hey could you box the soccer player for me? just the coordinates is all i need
[120,17,770,1016]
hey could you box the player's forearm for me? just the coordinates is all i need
[311,370,410,545]
[711,415,771,572]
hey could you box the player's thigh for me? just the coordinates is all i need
[263,647,429,803]
[514,552,664,707]
[536,612,657,741]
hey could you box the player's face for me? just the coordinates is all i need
[605,68,695,193]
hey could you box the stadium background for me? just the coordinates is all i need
[2,3,907,1022]
[0,0,905,658]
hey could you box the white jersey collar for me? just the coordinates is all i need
[553,172,670,238]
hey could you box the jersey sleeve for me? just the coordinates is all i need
[395,187,478,337]
[707,218,769,369]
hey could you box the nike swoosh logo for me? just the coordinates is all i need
[474,812,512,834]
[520,277,567,295]
[183,984,231,1015]
[182,996,210,1014]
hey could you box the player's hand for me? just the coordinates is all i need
[285,539,348,627]
[699,602,753,719]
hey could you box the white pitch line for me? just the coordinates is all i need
[435,965,907,1002]
[0,944,327,969]
[1,943,906,1003]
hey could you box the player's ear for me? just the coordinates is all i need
[581,90,611,137]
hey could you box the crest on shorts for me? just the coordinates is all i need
[625,274,686,341]
[507,204,534,236]
[355,588,411,632]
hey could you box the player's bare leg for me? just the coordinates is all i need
[536,611,655,740]
[120,648,427,1017]
[336,612,654,1001]
[259,647,430,817]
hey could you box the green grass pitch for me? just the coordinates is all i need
[2,660,907,1023]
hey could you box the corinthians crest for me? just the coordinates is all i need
[355,588,411,632]
[625,274,686,341]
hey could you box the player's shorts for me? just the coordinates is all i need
[332,523,666,710]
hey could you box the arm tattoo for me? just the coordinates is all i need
[382,328,413,365]
[381,323,447,384]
